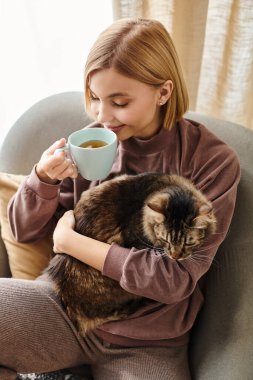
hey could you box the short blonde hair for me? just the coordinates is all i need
[84,18,189,130]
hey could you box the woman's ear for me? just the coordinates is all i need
[158,80,173,106]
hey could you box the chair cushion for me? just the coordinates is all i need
[0,172,52,279]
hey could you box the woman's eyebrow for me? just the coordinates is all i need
[108,92,130,98]
[89,88,130,98]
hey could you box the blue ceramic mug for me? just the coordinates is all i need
[56,128,117,180]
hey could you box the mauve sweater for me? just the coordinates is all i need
[8,118,241,347]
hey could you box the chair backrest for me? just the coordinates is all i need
[0,91,92,174]
[186,112,253,379]
[0,91,92,276]
[1,92,253,379]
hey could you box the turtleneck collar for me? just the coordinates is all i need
[119,124,178,155]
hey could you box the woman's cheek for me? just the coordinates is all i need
[89,103,98,118]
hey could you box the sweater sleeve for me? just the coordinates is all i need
[102,138,241,305]
[8,166,74,243]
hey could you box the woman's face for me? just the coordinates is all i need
[89,68,169,141]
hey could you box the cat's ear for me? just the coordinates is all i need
[194,202,216,232]
[146,193,169,222]
[199,203,213,215]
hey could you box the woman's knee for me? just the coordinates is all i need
[0,278,86,373]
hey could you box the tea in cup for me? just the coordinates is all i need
[56,128,117,180]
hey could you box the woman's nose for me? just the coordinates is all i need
[96,103,113,124]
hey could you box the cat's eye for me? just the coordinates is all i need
[185,241,196,247]
[185,237,196,246]
[198,230,206,239]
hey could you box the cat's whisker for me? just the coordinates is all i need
[185,256,211,266]
[185,253,220,268]
[155,253,171,263]
[142,242,165,253]
[190,252,210,259]
[213,203,228,214]
[194,252,220,263]
[193,243,219,254]
[142,242,165,252]
[188,255,211,263]
[198,257,220,269]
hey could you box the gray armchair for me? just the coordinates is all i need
[0,92,252,379]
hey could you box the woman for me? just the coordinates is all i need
[0,18,240,379]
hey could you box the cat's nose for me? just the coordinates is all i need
[169,247,181,260]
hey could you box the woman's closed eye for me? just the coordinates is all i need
[90,95,128,108]
[113,102,128,108]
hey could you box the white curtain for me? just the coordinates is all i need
[0,0,113,143]
[113,0,253,130]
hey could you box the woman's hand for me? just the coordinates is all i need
[36,138,78,184]
[53,210,76,254]
[53,210,110,271]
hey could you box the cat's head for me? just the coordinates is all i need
[142,185,216,260]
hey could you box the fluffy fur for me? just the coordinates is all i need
[45,173,216,336]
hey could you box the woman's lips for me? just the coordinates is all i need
[105,125,125,133]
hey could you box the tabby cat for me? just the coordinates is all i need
[45,173,216,336]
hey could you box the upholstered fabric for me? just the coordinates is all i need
[186,112,253,379]
[0,91,91,175]
[0,92,92,278]
[0,92,252,379]
[0,172,52,279]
